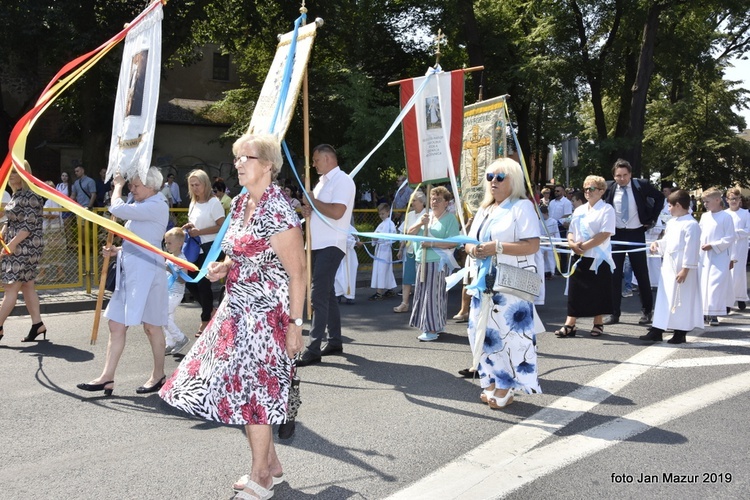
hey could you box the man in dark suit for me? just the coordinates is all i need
[602,159,664,325]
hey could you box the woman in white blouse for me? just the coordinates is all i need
[557,175,616,338]
[183,169,226,336]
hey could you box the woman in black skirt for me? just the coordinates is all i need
[557,175,616,337]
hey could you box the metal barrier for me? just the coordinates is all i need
[4,207,400,293]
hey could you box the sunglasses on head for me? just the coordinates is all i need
[486,172,507,182]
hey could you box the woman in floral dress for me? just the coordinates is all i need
[161,134,305,500]
[464,158,544,410]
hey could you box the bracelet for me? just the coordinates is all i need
[496,240,504,254]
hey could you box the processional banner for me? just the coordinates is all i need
[460,96,507,214]
[400,70,464,185]
[247,22,318,138]
[106,3,162,182]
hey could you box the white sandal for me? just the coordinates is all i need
[233,474,284,492]
[233,479,274,500]
[393,302,409,313]
[488,389,514,409]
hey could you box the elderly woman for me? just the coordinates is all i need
[183,169,226,336]
[407,186,460,341]
[160,134,305,500]
[77,166,169,395]
[464,158,543,409]
[0,164,46,342]
[556,175,616,338]
[725,188,750,310]
[394,189,426,313]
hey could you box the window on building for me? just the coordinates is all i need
[212,52,230,81]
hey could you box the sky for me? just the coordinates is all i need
[725,56,750,130]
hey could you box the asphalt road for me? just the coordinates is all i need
[1,276,749,499]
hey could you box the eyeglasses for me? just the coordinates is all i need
[234,155,258,164]
[583,186,599,192]
[486,172,507,182]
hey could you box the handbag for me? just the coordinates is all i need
[181,231,201,263]
[104,259,118,292]
[492,256,542,302]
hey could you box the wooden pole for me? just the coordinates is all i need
[387,65,484,87]
[90,215,117,344]
[301,7,313,320]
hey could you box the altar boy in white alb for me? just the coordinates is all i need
[640,190,702,344]
[724,187,750,311]
[699,188,736,326]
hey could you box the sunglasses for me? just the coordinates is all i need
[486,172,507,182]
[583,186,599,192]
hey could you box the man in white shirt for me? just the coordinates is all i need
[549,185,573,272]
[298,144,356,366]
[165,173,182,207]
[602,159,664,325]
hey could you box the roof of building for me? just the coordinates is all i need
[156,98,231,126]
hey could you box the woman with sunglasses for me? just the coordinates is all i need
[556,175,616,338]
[464,158,543,409]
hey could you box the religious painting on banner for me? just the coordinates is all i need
[460,96,508,214]
[247,21,318,139]
[400,70,464,185]
[106,4,162,183]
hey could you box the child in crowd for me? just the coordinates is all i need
[698,187,735,326]
[163,227,190,355]
[640,190,702,344]
[335,225,359,305]
[369,203,397,300]
[538,205,560,280]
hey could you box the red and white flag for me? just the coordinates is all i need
[400,69,464,185]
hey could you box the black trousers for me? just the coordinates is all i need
[611,227,653,317]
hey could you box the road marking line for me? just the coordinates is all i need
[657,355,750,368]
[385,341,692,500]
[459,370,750,499]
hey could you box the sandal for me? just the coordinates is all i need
[590,324,604,337]
[195,321,209,338]
[488,389,514,409]
[233,479,274,500]
[479,389,494,404]
[233,474,284,492]
[555,325,577,338]
[393,302,409,313]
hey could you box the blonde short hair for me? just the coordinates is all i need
[703,187,722,199]
[165,227,185,243]
[583,175,606,191]
[480,158,527,209]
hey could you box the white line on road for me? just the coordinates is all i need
[657,355,750,368]
[386,339,695,500]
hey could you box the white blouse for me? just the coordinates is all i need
[569,199,616,259]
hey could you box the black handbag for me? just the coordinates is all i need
[104,259,118,292]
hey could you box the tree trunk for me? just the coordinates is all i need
[457,0,485,101]
[618,4,664,177]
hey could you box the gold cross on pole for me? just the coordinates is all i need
[433,29,447,67]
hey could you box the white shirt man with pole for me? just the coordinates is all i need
[298,144,356,366]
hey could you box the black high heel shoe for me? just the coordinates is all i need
[77,381,115,396]
[136,375,166,394]
[0,325,4,342]
[22,322,47,342]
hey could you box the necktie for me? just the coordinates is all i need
[621,186,629,224]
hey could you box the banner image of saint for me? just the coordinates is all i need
[426,96,442,130]
[125,50,148,117]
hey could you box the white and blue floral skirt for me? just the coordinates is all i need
[467,292,542,394]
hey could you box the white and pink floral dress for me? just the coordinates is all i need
[160,184,300,425]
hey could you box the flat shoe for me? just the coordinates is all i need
[458,368,476,378]
[393,303,409,313]
[452,313,469,322]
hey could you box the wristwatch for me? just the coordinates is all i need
[289,318,303,327]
